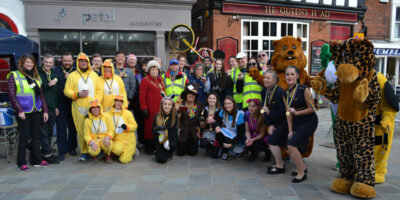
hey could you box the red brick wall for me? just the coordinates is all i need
[363,0,391,40]
[212,10,241,51]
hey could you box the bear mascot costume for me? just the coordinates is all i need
[311,38,380,198]
[249,36,314,158]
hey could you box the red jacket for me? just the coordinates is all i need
[139,75,165,139]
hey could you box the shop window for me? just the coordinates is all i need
[118,32,155,56]
[39,31,80,55]
[242,20,309,67]
[82,31,116,55]
[395,7,400,38]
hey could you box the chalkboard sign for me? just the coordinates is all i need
[310,40,327,76]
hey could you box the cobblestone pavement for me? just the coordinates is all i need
[0,107,400,200]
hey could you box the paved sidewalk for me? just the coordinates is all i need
[0,107,399,200]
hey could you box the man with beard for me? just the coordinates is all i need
[64,52,103,161]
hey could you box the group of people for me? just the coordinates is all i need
[7,50,318,183]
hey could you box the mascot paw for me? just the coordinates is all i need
[375,173,385,184]
[249,68,264,86]
[353,78,369,103]
[330,178,354,194]
[310,76,327,95]
[380,118,392,129]
[350,182,376,199]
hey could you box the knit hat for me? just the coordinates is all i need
[146,60,161,72]
[127,54,137,61]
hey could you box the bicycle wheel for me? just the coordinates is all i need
[169,24,195,52]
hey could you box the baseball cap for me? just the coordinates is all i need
[236,52,247,59]
[169,59,179,65]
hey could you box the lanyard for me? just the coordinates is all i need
[208,106,215,119]
[92,118,102,134]
[163,116,169,126]
[104,77,114,94]
[286,84,299,108]
[62,66,73,73]
[42,67,51,81]
[113,113,121,127]
[78,71,89,84]
[116,67,125,75]
[263,84,277,108]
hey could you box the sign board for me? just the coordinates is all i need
[331,26,350,40]
[217,37,238,70]
[354,33,364,39]
[223,2,358,22]
[310,40,327,76]
[374,48,400,56]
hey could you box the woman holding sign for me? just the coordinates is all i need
[284,66,318,183]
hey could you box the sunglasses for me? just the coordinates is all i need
[249,62,257,66]
[257,54,267,58]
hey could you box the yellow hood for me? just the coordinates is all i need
[88,98,104,119]
[101,59,115,78]
[76,52,92,73]
[110,94,125,113]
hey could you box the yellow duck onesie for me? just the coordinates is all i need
[99,59,128,112]
[64,52,103,154]
[108,95,138,164]
[375,72,399,183]
[84,99,114,157]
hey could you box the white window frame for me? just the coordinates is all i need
[390,0,400,41]
[241,19,310,69]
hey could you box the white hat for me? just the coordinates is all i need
[236,52,247,59]
[146,60,161,72]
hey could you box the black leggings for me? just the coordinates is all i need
[16,112,43,167]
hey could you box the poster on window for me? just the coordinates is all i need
[310,40,327,76]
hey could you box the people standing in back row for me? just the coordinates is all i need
[38,53,60,164]
[54,52,77,161]
[64,52,103,161]
[162,59,189,102]
[8,54,50,171]
[114,51,136,107]
[91,53,103,76]
[230,53,248,110]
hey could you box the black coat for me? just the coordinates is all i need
[261,86,286,126]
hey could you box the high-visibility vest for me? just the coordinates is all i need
[231,67,242,104]
[162,73,187,101]
[242,72,262,109]
[8,71,43,113]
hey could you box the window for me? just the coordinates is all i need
[39,31,80,56]
[242,20,309,67]
[391,1,400,41]
[118,32,155,56]
[82,31,116,55]
[39,30,155,57]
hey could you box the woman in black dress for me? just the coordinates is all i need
[261,70,287,174]
[284,66,318,183]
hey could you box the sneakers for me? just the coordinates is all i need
[18,165,30,172]
[79,154,88,161]
[44,155,60,164]
[221,153,229,162]
[33,160,50,168]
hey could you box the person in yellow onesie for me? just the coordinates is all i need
[108,95,138,164]
[374,72,399,183]
[84,99,114,163]
[99,59,128,112]
[64,52,103,161]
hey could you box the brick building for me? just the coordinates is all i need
[366,0,400,95]
[191,0,366,75]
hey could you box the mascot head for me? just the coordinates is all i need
[331,38,375,84]
[271,36,307,72]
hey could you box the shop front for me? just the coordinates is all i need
[24,0,195,65]
[192,0,365,74]
[373,43,400,97]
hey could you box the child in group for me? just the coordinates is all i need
[215,96,245,161]
[198,92,222,158]
[244,99,271,162]
[153,93,179,163]
[84,99,114,163]
[109,95,138,164]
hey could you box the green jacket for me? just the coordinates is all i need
[38,67,58,109]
